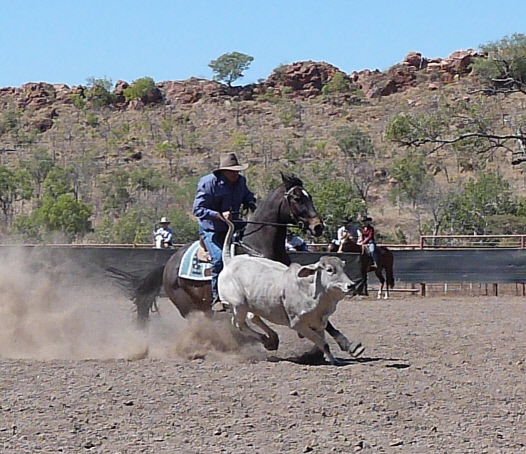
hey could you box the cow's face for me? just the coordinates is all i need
[297,256,355,295]
[285,185,324,237]
[319,257,355,294]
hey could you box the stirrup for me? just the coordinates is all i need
[211,298,228,312]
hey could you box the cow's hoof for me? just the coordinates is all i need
[349,343,365,358]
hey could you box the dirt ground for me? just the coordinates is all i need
[2,269,526,454]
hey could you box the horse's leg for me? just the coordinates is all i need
[384,268,391,299]
[375,268,387,299]
[326,321,365,358]
[248,313,279,351]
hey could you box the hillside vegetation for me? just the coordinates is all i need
[1,35,526,245]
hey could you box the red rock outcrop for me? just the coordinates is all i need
[264,61,342,97]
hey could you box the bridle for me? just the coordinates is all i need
[283,185,309,231]
[231,185,309,253]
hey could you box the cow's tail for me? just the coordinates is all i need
[222,216,236,266]
[106,265,165,328]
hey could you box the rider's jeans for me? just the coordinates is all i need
[368,243,378,263]
[199,227,226,300]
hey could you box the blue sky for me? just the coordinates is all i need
[2,0,525,88]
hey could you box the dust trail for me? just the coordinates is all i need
[0,247,265,362]
[147,309,266,362]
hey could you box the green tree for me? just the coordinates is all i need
[389,152,431,208]
[85,76,115,108]
[0,167,33,222]
[162,208,199,244]
[111,209,153,244]
[322,72,351,95]
[42,166,76,198]
[438,172,519,235]
[99,172,133,215]
[36,194,93,238]
[0,109,21,136]
[20,149,55,197]
[305,162,366,241]
[14,194,93,243]
[336,126,375,159]
[472,33,526,94]
[208,52,254,86]
[123,77,158,102]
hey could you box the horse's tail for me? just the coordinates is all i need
[106,265,165,328]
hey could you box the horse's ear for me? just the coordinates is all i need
[281,172,303,189]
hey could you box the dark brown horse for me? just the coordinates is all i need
[118,173,364,358]
[329,238,395,298]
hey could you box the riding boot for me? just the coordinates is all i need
[211,296,230,312]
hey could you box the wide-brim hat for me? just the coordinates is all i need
[216,152,248,172]
[361,216,373,222]
[159,217,171,224]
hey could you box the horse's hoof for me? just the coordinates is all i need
[263,337,279,351]
[329,356,345,366]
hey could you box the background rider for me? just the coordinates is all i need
[361,216,378,268]
[154,217,174,249]
[285,231,309,251]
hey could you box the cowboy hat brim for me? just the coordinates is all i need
[217,163,249,172]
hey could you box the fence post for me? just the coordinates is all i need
[493,283,498,297]
[420,283,426,297]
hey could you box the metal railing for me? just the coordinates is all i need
[419,235,526,249]
[2,235,526,250]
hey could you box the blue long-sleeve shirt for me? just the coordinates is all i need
[192,172,256,232]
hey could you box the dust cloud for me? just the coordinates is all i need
[0,247,264,362]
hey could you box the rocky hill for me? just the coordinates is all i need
[0,48,523,244]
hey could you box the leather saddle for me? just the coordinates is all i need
[197,237,211,263]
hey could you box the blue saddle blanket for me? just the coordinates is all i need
[178,241,212,281]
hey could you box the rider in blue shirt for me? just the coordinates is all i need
[192,153,257,309]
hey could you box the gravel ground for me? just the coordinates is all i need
[2,289,526,454]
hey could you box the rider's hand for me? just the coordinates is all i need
[220,211,232,221]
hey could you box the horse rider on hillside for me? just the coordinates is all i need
[192,152,257,311]
[361,216,378,268]
[154,217,174,249]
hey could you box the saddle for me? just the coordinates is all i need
[195,231,243,263]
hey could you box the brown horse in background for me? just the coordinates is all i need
[329,238,395,298]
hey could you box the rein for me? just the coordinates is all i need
[237,220,297,228]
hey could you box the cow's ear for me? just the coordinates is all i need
[297,263,319,278]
